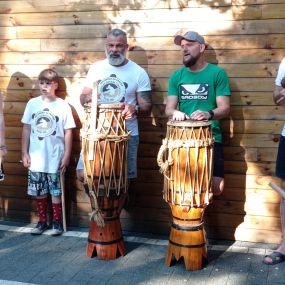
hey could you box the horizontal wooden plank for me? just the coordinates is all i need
[206,225,282,243]
[221,119,284,134]
[0,63,278,79]
[0,7,263,27]
[224,133,279,147]
[0,0,238,14]
[11,20,285,39]
[5,5,285,28]
[40,36,285,51]
[0,50,283,67]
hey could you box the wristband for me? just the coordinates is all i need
[208,110,214,120]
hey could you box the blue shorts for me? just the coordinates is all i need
[76,135,139,179]
[276,135,285,179]
[213,142,224,178]
[27,171,61,197]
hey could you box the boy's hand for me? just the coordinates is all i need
[59,155,70,171]
[21,153,31,168]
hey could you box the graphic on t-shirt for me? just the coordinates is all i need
[98,74,128,103]
[180,84,209,100]
[31,108,59,140]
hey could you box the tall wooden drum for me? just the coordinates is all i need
[157,120,214,271]
[81,103,130,260]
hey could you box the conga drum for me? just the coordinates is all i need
[81,103,130,260]
[157,120,214,271]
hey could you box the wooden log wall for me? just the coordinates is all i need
[0,0,284,243]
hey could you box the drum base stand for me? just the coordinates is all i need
[86,196,126,260]
[165,205,207,271]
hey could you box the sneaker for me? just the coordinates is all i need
[50,221,63,236]
[31,221,48,235]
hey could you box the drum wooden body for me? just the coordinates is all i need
[82,103,130,260]
[157,120,214,271]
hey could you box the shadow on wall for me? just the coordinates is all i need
[1,72,35,222]
[204,47,247,242]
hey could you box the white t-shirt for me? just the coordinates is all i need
[276,58,285,86]
[21,96,76,173]
[85,59,151,136]
[275,58,285,136]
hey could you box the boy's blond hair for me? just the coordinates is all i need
[38,69,59,83]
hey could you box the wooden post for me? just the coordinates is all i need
[60,169,67,232]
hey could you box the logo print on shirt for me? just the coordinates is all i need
[98,74,128,103]
[180,84,209,100]
[32,108,58,140]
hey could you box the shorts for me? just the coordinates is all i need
[27,170,61,197]
[276,135,285,179]
[76,135,139,179]
[213,142,224,178]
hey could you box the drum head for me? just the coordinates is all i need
[167,119,212,127]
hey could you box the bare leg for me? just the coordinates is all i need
[276,180,285,253]
[263,180,285,264]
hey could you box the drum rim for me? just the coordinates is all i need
[98,103,124,109]
[167,119,212,127]
[84,103,124,109]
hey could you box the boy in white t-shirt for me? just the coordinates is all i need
[21,69,76,236]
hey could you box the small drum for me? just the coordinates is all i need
[157,120,214,271]
[81,103,130,260]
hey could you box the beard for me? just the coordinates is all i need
[106,51,126,66]
[183,54,199,67]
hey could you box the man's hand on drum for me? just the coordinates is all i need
[122,103,136,119]
[190,110,211,121]
[59,155,70,172]
[172,110,190,121]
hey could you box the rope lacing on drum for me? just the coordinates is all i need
[81,131,130,142]
[157,139,173,177]
[88,189,105,227]
[167,138,214,148]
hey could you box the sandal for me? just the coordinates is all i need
[263,251,285,265]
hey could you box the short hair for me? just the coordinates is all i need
[38,69,59,83]
[107,28,127,38]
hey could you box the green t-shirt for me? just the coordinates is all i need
[168,63,231,142]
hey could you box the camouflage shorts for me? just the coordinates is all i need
[27,171,61,197]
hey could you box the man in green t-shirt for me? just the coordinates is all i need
[165,31,231,196]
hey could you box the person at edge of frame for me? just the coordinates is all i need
[165,30,231,197]
[263,58,285,265]
[0,91,7,181]
[76,28,152,207]
[21,69,76,236]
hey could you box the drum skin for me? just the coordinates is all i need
[157,120,214,271]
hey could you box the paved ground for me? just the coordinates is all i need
[0,221,284,285]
